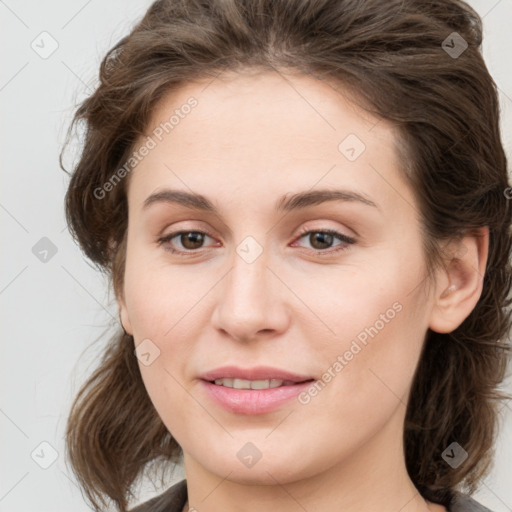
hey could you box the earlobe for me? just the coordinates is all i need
[118,297,133,336]
[428,227,489,334]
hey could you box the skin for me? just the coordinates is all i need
[118,69,488,512]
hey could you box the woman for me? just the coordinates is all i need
[61,1,512,511]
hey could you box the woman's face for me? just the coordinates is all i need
[119,70,441,485]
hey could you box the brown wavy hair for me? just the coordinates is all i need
[61,0,512,510]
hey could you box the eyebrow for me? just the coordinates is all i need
[142,188,379,213]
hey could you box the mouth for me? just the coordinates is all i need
[206,377,314,390]
[199,365,315,384]
[198,366,316,415]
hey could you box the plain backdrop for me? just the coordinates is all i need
[1,1,511,511]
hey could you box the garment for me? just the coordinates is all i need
[129,479,494,512]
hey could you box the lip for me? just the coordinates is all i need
[198,366,316,415]
[199,365,314,383]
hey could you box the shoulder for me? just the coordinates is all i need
[448,491,495,512]
[127,481,494,512]
[129,479,188,512]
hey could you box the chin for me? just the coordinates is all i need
[199,448,315,485]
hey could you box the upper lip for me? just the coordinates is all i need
[200,366,315,383]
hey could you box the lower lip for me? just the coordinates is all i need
[199,379,315,415]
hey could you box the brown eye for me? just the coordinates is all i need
[307,231,335,250]
[178,231,206,250]
[294,228,356,253]
[157,230,215,254]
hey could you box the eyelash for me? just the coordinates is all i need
[157,227,356,256]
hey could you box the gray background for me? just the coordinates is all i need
[0,1,511,510]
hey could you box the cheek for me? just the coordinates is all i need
[307,252,426,357]
[302,247,429,413]
[122,244,202,340]
[289,291,429,473]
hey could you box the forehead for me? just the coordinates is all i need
[144,68,394,151]
[126,69,411,218]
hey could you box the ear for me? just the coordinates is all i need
[428,227,489,333]
[118,292,133,336]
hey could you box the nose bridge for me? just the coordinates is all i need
[226,241,270,312]
[212,238,284,340]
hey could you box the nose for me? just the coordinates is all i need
[210,245,289,343]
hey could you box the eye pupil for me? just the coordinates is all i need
[181,232,204,249]
[310,232,333,250]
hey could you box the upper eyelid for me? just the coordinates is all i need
[159,219,355,239]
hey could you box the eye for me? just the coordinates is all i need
[292,227,356,254]
[157,227,356,256]
[157,230,217,254]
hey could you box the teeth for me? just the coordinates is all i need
[213,378,295,389]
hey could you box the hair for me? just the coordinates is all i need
[61,0,512,511]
